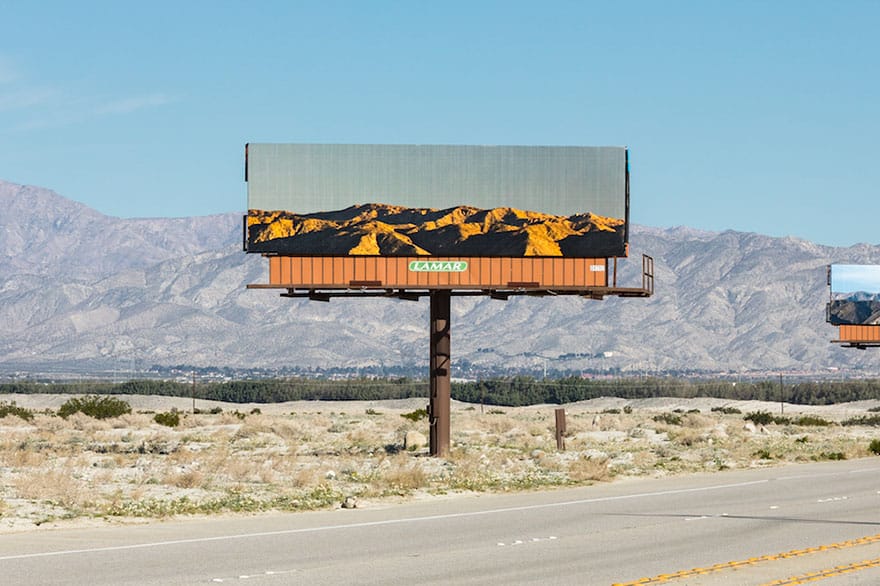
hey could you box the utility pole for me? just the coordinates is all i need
[779,373,784,416]
[428,291,451,457]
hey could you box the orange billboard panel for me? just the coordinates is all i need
[836,325,880,343]
[266,256,608,289]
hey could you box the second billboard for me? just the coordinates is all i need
[828,264,880,325]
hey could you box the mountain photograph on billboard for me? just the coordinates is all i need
[827,264,880,325]
[245,144,629,258]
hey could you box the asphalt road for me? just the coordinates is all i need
[4,458,880,585]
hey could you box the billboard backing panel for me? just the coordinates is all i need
[827,264,880,325]
[246,144,628,258]
[266,256,609,289]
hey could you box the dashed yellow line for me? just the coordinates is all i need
[761,557,880,585]
[612,533,880,585]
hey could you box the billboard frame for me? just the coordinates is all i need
[244,143,631,261]
[827,264,880,349]
[244,143,653,457]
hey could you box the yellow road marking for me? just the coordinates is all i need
[612,533,880,585]
[761,557,880,585]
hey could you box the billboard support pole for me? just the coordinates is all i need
[429,290,451,457]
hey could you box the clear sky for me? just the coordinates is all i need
[832,264,880,294]
[2,0,877,247]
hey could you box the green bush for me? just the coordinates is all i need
[154,411,180,427]
[711,406,742,415]
[401,408,428,422]
[745,411,790,426]
[58,395,131,420]
[869,439,880,455]
[842,415,880,427]
[0,401,34,421]
[792,415,832,427]
[652,413,682,426]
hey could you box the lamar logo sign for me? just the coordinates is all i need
[408,261,468,273]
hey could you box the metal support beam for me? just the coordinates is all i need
[429,290,451,457]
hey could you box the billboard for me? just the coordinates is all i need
[245,144,629,258]
[827,264,880,325]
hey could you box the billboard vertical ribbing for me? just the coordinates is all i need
[245,143,629,258]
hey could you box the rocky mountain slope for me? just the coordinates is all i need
[2,179,879,376]
[247,203,625,257]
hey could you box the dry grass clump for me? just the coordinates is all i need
[376,456,429,493]
[567,456,612,482]
[0,398,878,531]
[12,467,84,510]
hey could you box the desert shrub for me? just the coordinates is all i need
[567,456,611,482]
[401,408,427,422]
[745,411,790,426]
[711,406,741,415]
[154,411,180,427]
[842,415,880,427]
[0,401,34,421]
[602,408,621,414]
[668,427,704,447]
[817,452,846,461]
[653,413,682,426]
[792,415,832,427]
[745,411,773,425]
[623,405,633,414]
[58,395,131,420]
[869,439,880,455]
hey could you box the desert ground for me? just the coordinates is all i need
[1,393,879,533]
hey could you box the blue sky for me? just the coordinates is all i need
[832,264,880,295]
[1,0,877,247]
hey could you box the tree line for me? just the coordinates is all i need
[2,376,880,407]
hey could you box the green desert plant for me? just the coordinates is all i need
[745,411,791,426]
[653,413,682,426]
[400,408,428,422]
[58,395,131,420]
[0,401,34,421]
[153,411,181,427]
[842,415,880,427]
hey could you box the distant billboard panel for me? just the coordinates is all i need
[245,144,628,258]
[827,264,880,325]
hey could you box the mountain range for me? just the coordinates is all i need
[2,179,880,378]
[246,204,625,257]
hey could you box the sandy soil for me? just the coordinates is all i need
[1,393,878,533]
